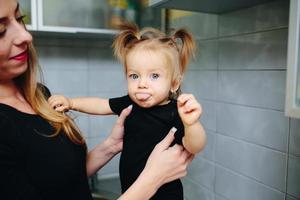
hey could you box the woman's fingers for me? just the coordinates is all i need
[155,127,177,151]
[116,105,132,125]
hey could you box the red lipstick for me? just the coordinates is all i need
[9,50,28,62]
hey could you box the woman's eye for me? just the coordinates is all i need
[16,15,26,23]
[0,29,6,37]
[151,73,160,80]
[0,23,6,36]
[129,74,139,80]
[0,24,6,37]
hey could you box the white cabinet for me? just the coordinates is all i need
[37,0,117,34]
[285,0,300,119]
[19,0,120,36]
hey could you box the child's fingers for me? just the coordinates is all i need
[183,101,201,113]
[177,94,194,106]
[48,95,61,104]
[50,99,64,109]
[48,96,62,107]
[55,105,69,112]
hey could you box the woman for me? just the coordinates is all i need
[0,0,194,199]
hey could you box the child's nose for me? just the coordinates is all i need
[138,77,148,88]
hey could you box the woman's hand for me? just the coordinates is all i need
[142,128,194,184]
[105,105,132,154]
[118,128,194,200]
[86,105,132,177]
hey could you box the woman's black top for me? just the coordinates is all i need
[0,103,93,200]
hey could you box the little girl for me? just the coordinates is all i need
[49,23,206,200]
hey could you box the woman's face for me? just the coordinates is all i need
[0,0,32,81]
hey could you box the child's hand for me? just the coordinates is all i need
[177,94,202,126]
[48,95,73,112]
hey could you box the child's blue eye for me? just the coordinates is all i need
[151,73,159,80]
[129,74,139,80]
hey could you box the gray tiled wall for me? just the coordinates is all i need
[171,0,300,200]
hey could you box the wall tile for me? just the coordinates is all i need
[215,194,228,200]
[287,155,300,198]
[183,70,217,101]
[89,114,117,138]
[198,131,216,161]
[94,176,121,200]
[215,134,287,191]
[38,46,88,70]
[215,165,285,200]
[286,194,300,200]
[217,103,289,152]
[198,100,217,132]
[87,47,118,70]
[169,11,218,39]
[189,39,218,70]
[218,71,286,110]
[187,157,215,190]
[72,112,90,138]
[87,68,127,94]
[290,119,300,157]
[218,29,288,70]
[43,69,88,94]
[182,179,214,200]
[219,0,289,36]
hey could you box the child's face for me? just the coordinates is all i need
[126,50,174,108]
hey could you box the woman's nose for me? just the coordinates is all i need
[13,22,32,46]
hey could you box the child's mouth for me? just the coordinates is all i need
[135,93,151,101]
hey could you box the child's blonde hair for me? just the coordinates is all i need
[112,23,196,99]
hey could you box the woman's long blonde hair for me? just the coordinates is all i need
[112,23,196,99]
[16,40,85,145]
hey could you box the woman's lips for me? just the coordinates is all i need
[9,50,28,61]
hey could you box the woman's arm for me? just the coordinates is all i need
[177,94,206,154]
[48,95,113,115]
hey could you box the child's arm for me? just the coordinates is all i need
[48,95,113,115]
[177,94,206,154]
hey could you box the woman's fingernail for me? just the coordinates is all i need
[127,105,133,110]
[171,127,177,133]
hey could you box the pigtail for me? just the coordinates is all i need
[112,23,140,64]
[173,29,196,73]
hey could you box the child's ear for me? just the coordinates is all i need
[171,76,182,92]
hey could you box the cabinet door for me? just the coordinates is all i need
[37,0,116,34]
[19,0,37,30]
[286,0,300,118]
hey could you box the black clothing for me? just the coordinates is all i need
[109,95,184,200]
[0,104,92,200]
